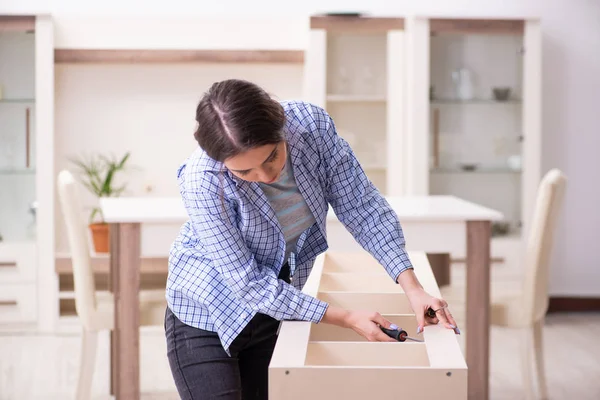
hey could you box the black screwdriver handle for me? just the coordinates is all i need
[380,327,408,342]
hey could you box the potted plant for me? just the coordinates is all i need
[69,152,131,253]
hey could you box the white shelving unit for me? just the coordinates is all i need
[403,17,542,264]
[305,15,541,265]
[0,15,56,330]
[303,16,406,195]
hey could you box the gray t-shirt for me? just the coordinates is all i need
[259,155,317,263]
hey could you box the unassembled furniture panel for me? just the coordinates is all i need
[269,251,467,399]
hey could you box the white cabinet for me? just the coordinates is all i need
[0,15,56,329]
[403,17,542,253]
[0,284,38,324]
[0,242,38,324]
[303,16,406,195]
[0,242,37,283]
[305,16,542,266]
[0,17,38,326]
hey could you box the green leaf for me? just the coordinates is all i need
[89,207,104,224]
[113,185,127,196]
[118,152,131,169]
[67,151,132,200]
[103,168,115,195]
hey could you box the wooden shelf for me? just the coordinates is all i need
[57,256,168,317]
[54,49,305,64]
[58,271,166,292]
[430,18,524,35]
[0,168,36,175]
[0,16,35,33]
[58,291,74,299]
[305,342,429,367]
[430,98,521,105]
[311,15,404,33]
[0,98,35,103]
[55,254,168,274]
[431,167,521,174]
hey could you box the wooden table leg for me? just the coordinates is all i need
[466,220,491,400]
[110,222,141,400]
[108,242,116,397]
[427,253,451,287]
[110,331,116,395]
[109,245,115,396]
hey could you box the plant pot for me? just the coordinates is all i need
[89,223,110,253]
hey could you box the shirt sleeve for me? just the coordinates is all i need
[314,106,414,281]
[179,168,329,323]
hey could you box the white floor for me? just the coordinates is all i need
[2,313,600,399]
[1,263,600,399]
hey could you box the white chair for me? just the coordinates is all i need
[57,170,167,400]
[442,168,567,400]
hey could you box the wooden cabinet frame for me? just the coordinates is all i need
[270,251,467,399]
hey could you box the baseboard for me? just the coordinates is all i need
[547,296,600,313]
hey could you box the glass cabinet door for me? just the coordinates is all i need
[428,22,525,236]
[0,30,37,243]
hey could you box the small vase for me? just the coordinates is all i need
[89,223,110,253]
[452,68,474,100]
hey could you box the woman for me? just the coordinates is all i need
[165,79,458,400]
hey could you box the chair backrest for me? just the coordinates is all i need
[57,170,97,328]
[521,168,567,324]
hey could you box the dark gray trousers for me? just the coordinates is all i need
[165,263,290,400]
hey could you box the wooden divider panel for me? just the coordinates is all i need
[269,250,467,400]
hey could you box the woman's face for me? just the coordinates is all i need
[224,141,287,184]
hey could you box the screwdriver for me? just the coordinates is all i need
[380,325,423,342]
[380,326,423,342]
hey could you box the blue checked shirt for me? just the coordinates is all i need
[166,100,414,354]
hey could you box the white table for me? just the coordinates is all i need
[100,195,503,400]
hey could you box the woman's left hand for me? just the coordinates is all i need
[405,288,460,335]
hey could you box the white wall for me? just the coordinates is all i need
[54,63,304,253]
[3,0,600,296]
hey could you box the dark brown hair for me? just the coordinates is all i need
[193,79,286,162]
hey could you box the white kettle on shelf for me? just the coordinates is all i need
[452,67,474,100]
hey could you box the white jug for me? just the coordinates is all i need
[452,68,474,100]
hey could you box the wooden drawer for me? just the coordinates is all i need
[269,250,467,400]
[0,283,37,323]
[0,242,37,283]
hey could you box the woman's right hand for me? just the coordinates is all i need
[321,306,397,342]
[344,310,398,342]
